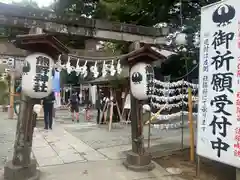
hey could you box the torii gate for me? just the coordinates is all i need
[0,3,171,178]
[0,3,169,45]
[0,2,170,120]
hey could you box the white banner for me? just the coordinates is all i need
[197,0,240,167]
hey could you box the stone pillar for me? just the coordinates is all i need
[8,72,15,119]
[4,94,39,180]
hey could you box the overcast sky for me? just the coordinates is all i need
[0,0,54,7]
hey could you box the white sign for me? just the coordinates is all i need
[197,0,240,167]
[22,53,54,99]
[130,62,154,100]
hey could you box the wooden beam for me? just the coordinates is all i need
[0,3,169,44]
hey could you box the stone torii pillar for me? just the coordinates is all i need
[3,28,69,180]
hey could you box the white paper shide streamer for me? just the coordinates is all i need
[75,60,88,77]
[66,57,74,74]
[102,61,107,77]
[110,60,116,76]
[54,55,63,71]
[51,55,124,78]
[116,59,122,74]
[90,61,99,78]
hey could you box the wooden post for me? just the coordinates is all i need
[188,87,195,161]
[181,79,184,149]
[108,88,114,131]
[147,119,151,149]
[96,85,101,124]
[9,72,15,119]
[196,155,201,177]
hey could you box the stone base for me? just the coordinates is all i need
[4,159,40,180]
[123,151,155,172]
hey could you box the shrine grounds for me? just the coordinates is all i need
[0,110,235,180]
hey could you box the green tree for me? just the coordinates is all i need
[54,0,98,17]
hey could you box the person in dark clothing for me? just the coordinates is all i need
[42,91,55,130]
[67,90,79,122]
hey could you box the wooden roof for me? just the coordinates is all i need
[13,34,70,59]
[121,45,167,65]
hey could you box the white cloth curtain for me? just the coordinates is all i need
[90,85,97,105]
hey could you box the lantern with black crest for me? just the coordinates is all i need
[21,52,54,99]
[130,62,154,100]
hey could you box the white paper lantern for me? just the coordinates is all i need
[22,52,54,99]
[175,33,187,45]
[130,62,154,100]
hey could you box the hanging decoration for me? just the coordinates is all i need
[151,101,188,110]
[46,54,125,80]
[154,87,198,96]
[90,61,99,78]
[154,79,198,89]
[151,94,198,103]
[110,60,116,76]
[21,52,53,99]
[152,111,198,121]
[102,61,107,77]
[75,58,81,76]
[147,78,199,128]
[54,55,63,72]
[116,59,122,75]
[130,62,154,100]
[66,57,73,74]
[75,59,88,77]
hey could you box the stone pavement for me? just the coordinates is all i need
[0,117,16,168]
[63,118,190,159]
[0,110,188,180]
[39,159,185,180]
[32,125,107,167]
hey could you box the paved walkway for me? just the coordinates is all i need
[0,111,188,180]
[63,121,190,160]
[32,125,107,167]
[0,119,15,168]
[39,159,185,180]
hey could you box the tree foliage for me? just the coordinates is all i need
[54,0,98,17]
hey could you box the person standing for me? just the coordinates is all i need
[69,90,79,122]
[43,91,55,130]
